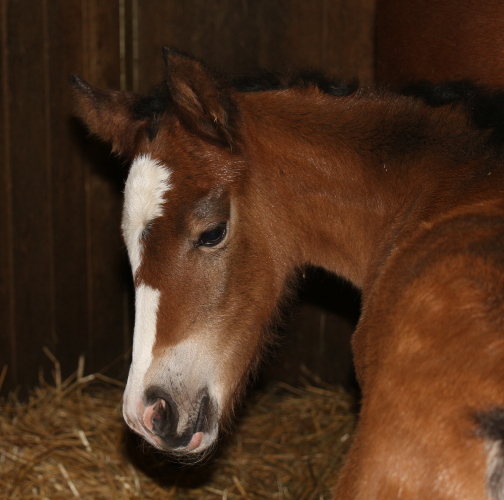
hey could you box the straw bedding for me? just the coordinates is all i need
[0,364,355,499]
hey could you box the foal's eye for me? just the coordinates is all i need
[196,222,227,247]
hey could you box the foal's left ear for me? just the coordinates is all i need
[71,75,149,157]
[163,47,238,150]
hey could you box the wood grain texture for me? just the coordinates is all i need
[0,0,131,395]
[79,0,131,375]
[376,0,504,86]
[134,0,375,92]
[277,0,375,80]
[0,0,15,392]
[46,1,91,378]
[3,0,54,392]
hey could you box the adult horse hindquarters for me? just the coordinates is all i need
[72,49,504,499]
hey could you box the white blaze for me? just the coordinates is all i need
[131,284,161,378]
[123,283,161,423]
[122,153,171,423]
[122,154,171,276]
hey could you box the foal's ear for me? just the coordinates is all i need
[163,47,237,149]
[71,75,148,157]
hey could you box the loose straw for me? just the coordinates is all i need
[1,358,355,499]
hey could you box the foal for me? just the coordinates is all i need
[73,49,504,499]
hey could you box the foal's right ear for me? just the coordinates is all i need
[71,75,148,157]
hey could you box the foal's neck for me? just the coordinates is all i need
[240,89,496,290]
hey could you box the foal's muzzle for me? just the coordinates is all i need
[125,386,217,453]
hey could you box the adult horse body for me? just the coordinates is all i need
[73,50,504,499]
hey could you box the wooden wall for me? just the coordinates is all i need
[131,0,375,91]
[1,1,131,396]
[375,0,504,87]
[0,0,374,396]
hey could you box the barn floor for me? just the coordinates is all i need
[0,367,355,499]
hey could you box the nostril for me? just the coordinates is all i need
[144,387,180,438]
[194,394,210,434]
[151,398,177,436]
[150,397,170,435]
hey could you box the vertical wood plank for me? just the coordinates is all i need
[376,0,504,87]
[3,0,54,392]
[0,0,15,392]
[44,1,90,378]
[80,0,131,375]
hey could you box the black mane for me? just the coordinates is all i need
[129,70,360,124]
[402,80,504,145]
[129,70,504,148]
[131,84,173,121]
[229,70,358,97]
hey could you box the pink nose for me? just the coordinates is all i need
[137,388,212,452]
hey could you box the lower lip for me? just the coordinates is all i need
[184,431,204,451]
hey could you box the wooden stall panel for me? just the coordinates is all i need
[78,0,131,376]
[279,0,375,81]
[131,0,283,91]
[45,1,89,384]
[1,0,54,393]
[375,0,504,87]
[0,0,131,396]
[0,0,14,392]
[133,0,375,90]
